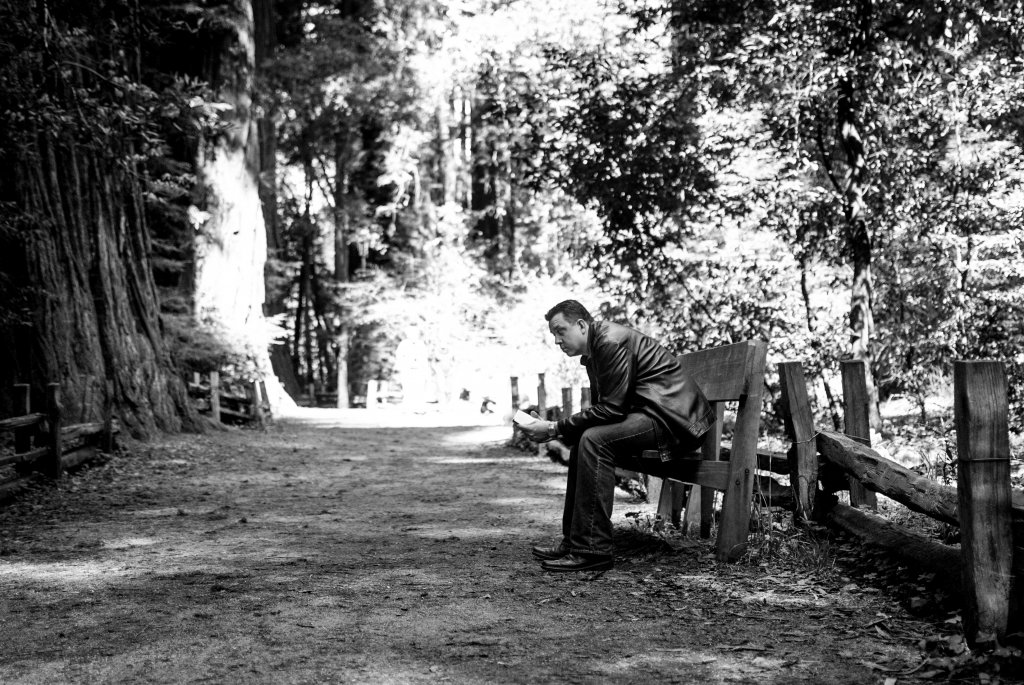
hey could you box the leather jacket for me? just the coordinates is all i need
[555,321,715,460]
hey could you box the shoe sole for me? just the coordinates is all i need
[541,560,613,573]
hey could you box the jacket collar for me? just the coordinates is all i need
[580,320,599,366]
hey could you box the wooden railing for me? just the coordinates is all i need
[188,372,269,426]
[0,382,118,501]
[779,359,1020,648]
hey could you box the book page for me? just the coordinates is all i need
[513,409,542,426]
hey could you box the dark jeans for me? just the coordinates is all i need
[561,413,662,557]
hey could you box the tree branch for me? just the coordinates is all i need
[814,126,844,197]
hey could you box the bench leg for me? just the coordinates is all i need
[657,480,687,527]
[700,486,715,538]
[714,348,765,562]
[699,404,724,539]
[645,475,662,510]
[682,485,701,535]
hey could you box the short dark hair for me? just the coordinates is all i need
[545,300,593,324]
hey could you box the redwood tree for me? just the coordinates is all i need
[0,0,199,435]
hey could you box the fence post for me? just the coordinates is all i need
[259,380,270,418]
[561,387,573,418]
[45,383,62,479]
[248,381,264,427]
[779,362,818,523]
[537,373,546,418]
[13,384,32,474]
[366,380,378,409]
[82,375,95,422]
[209,371,221,423]
[954,360,1013,648]
[510,376,520,440]
[840,360,877,510]
[13,384,30,453]
[580,386,591,411]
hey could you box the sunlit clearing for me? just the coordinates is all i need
[407,526,532,540]
[439,426,511,445]
[101,537,161,549]
[277,405,504,430]
[490,496,555,508]
[540,476,568,492]
[592,649,790,678]
[0,560,135,585]
[425,456,521,464]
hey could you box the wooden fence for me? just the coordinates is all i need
[0,382,119,501]
[517,361,1021,647]
[188,372,269,426]
[511,375,591,421]
[778,359,1020,648]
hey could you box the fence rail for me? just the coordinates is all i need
[0,382,119,501]
[780,358,1021,648]
[519,360,1022,647]
[188,372,269,426]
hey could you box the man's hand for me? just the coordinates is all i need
[518,411,555,442]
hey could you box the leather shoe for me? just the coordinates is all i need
[541,553,613,573]
[531,543,569,560]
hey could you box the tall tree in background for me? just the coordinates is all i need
[268,0,455,402]
[150,0,291,405]
[0,0,203,434]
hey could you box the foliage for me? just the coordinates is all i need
[530,0,1024,430]
[0,0,231,339]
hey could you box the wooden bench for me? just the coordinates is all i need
[616,340,768,562]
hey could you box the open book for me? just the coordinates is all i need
[513,409,543,427]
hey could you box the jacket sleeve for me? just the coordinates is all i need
[557,338,636,439]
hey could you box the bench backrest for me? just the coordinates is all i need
[678,339,768,562]
[677,340,766,402]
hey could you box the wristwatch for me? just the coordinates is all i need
[547,421,558,439]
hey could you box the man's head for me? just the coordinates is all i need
[545,300,593,357]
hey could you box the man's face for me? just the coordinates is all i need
[548,313,588,357]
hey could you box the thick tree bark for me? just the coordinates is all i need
[1,137,195,436]
[0,3,195,436]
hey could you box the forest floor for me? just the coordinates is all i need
[0,404,1020,684]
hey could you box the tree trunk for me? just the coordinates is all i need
[254,0,301,404]
[333,135,351,409]
[3,135,196,436]
[438,92,458,205]
[0,3,194,436]
[190,0,291,409]
[839,0,881,429]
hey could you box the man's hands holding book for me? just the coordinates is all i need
[514,410,557,442]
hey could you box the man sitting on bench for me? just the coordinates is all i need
[519,300,715,572]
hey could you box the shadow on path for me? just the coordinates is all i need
[0,407,926,684]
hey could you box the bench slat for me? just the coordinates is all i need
[619,458,731,491]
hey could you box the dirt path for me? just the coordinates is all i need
[0,407,956,683]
